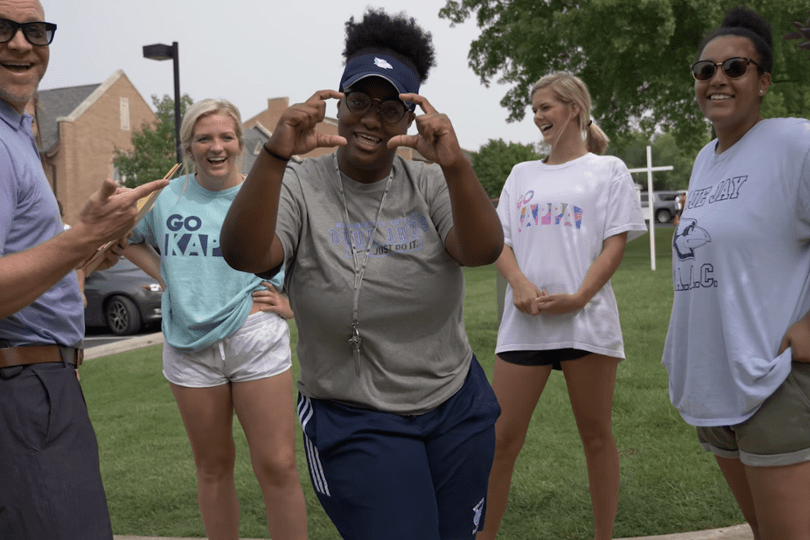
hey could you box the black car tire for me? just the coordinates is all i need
[656,209,671,224]
[105,295,142,335]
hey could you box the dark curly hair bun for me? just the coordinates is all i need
[343,8,436,83]
[697,5,773,73]
[721,6,772,48]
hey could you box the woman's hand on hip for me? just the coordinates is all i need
[780,315,810,363]
[251,282,294,320]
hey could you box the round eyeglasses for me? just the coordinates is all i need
[344,91,409,124]
[691,57,760,81]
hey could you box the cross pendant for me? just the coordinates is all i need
[349,323,362,356]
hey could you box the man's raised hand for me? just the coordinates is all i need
[74,178,169,248]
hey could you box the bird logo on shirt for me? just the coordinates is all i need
[672,218,711,261]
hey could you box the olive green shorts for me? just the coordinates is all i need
[697,361,810,467]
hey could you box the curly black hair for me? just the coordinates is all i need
[697,5,773,73]
[343,8,436,83]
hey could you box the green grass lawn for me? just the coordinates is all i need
[82,226,743,539]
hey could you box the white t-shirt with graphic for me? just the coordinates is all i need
[662,118,810,426]
[495,153,646,358]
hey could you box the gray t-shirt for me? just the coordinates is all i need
[276,154,472,414]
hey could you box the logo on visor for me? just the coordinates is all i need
[374,57,394,70]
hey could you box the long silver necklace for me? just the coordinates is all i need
[333,153,395,372]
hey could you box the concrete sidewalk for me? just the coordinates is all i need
[96,335,753,540]
[83,331,165,361]
[112,524,753,540]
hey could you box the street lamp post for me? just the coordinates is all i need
[142,41,182,165]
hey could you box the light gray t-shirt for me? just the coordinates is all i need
[662,118,810,426]
[276,154,473,414]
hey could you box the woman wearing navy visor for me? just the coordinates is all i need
[221,8,503,540]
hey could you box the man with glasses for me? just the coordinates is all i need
[0,1,167,538]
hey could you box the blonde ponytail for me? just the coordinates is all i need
[585,121,610,155]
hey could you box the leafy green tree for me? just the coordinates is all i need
[607,131,650,184]
[472,138,543,198]
[607,131,705,191]
[114,94,194,188]
[649,133,700,190]
[784,9,810,56]
[440,0,810,154]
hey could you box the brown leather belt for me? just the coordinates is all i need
[0,345,83,369]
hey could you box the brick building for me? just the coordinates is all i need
[33,70,155,226]
[241,122,273,174]
[242,97,424,163]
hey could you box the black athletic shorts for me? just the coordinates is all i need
[497,348,591,371]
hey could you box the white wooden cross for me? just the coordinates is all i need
[627,146,673,271]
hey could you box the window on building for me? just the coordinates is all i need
[120,97,130,131]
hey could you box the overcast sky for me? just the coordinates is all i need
[38,0,543,152]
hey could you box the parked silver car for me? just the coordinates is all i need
[640,190,684,224]
[84,257,163,335]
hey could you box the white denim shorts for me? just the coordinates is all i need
[163,311,291,388]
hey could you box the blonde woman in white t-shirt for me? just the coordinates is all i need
[478,72,645,540]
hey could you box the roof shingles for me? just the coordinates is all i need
[36,84,100,152]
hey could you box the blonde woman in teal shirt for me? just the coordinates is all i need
[125,99,307,540]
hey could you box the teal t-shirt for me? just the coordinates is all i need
[131,175,283,351]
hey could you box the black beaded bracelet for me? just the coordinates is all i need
[263,144,291,162]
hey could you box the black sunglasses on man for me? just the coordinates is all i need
[0,17,56,46]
